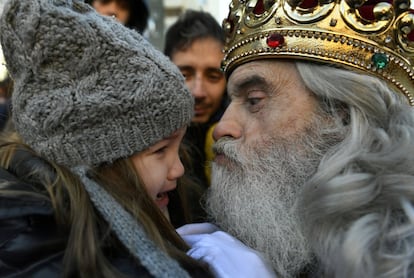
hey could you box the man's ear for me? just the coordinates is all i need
[337,103,350,126]
[320,97,350,126]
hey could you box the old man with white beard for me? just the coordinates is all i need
[206,67,346,276]
[177,0,414,277]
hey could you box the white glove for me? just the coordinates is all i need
[177,223,277,278]
[176,222,220,236]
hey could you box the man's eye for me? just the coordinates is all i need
[247,97,261,106]
[180,71,193,81]
[207,74,224,83]
[245,91,266,112]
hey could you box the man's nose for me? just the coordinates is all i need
[213,103,242,141]
[189,75,207,98]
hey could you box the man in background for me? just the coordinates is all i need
[164,10,228,190]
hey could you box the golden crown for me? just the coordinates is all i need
[221,0,414,106]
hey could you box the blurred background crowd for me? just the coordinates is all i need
[0,0,228,51]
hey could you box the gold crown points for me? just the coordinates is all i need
[222,0,414,106]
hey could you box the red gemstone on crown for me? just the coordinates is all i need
[266,33,285,48]
[254,0,265,15]
[408,30,414,41]
[299,0,318,9]
[409,10,414,42]
[358,0,392,21]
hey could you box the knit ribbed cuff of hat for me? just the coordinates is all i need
[72,166,190,278]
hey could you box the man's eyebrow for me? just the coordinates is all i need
[177,65,194,71]
[206,67,224,74]
[232,75,268,96]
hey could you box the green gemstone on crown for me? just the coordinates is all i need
[372,53,388,69]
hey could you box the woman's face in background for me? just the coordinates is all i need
[91,0,130,25]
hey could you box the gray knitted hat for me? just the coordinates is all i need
[0,0,193,168]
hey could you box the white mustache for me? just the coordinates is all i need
[213,137,245,163]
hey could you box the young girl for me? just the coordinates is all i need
[0,0,211,276]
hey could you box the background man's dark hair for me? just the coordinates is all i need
[164,10,225,58]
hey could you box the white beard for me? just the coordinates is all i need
[205,112,344,277]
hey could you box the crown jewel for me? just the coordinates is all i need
[222,0,414,106]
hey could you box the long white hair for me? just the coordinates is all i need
[296,62,414,278]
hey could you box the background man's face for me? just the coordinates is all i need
[171,37,226,124]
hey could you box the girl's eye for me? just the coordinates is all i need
[154,146,167,154]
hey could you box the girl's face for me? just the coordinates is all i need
[131,127,187,219]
